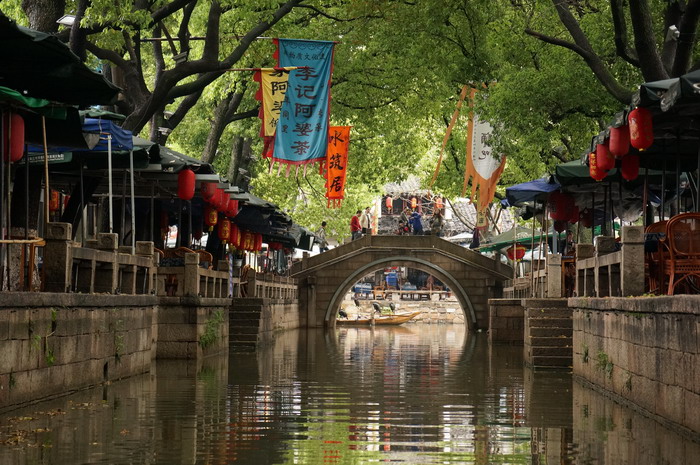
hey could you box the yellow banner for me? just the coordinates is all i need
[254,68,296,137]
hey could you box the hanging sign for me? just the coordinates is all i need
[266,39,336,175]
[324,126,351,208]
[463,88,506,212]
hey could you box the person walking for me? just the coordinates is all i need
[360,206,372,235]
[430,210,445,237]
[409,211,423,235]
[350,211,362,240]
[316,221,329,252]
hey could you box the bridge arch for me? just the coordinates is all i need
[291,235,511,330]
[326,256,477,327]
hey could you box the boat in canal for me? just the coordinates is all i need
[336,310,422,325]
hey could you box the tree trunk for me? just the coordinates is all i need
[21,0,65,33]
[227,136,244,183]
[201,90,245,164]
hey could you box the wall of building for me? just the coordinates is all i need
[571,296,700,441]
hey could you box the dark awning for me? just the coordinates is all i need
[0,15,120,105]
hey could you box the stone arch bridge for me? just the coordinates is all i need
[290,235,512,329]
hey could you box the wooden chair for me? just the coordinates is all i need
[644,220,668,294]
[663,213,700,295]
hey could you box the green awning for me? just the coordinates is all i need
[0,15,120,105]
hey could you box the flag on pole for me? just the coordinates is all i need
[267,38,335,175]
[463,87,506,211]
[325,126,351,208]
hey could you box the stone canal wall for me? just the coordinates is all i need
[0,293,157,412]
[230,297,301,350]
[570,296,700,442]
[0,293,233,412]
[487,298,524,343]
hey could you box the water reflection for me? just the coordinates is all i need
[0,325,697,464]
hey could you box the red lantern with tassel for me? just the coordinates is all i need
[628,107,654,150]
[218,218,231,244]
[435,197,444,210]
[506,245,526,261]
[49,190,61,212]
[549,192,573,221]
[410,197,417,209]
[229,224,240,248]
[201,182,217,203]
[242,231,253,251]
[225,199,239,218]
[254,233,263,252]
[385,197,392,210]
[589,152,607,181]
[621,154,640,181]
[596,142,614,172]
[609,125,630,159]
[3,113,24,163]
[569,205,580,224]
[553,220,567,233]
[204,206,218,231]
[177,168,195,200]
[580,208,593,228]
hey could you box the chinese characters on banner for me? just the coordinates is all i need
[325,126,351,208]
[268,39,335,175]
[463,87,506,212]
[253,67,297,137]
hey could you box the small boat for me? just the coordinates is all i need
[336,311,422,326]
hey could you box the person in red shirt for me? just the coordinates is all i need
[350,210,362,240]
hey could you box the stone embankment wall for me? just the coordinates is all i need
[0,293,231,413]
[487,298,524,343]
[571,296,700,442]
[231,297,301,350]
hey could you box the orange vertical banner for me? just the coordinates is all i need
[325,126,351,208]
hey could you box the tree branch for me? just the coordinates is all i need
[628,0,669,80]
[610,0,639,67]
[672,0,700,76]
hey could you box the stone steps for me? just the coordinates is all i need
[524,298,573,369]
[229,301,263,348]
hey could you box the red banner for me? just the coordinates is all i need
[325,126,351,208]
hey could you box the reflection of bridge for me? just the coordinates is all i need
[290,235,512,328]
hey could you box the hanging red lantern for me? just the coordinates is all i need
[385,196,392,209]
[204,206,218,231]
[609,125,630,159]
[506,245,526,261]
[177,168,195,200]
[201,182,217,203]
[225,198,239,218]
[49,190,61,212]
[628,107,654,150]
[435,197,444,210]
[3,113,24,163]
[596,142,614,172]
[254,233,263,252]
[242,231,253,251]
[549,191,573,221]
[589,152,607,181]
[229,223,240,248]
[218,218,231,244]
[63,195,70,209]
[621,154,640,181]
[553,220,567,233]
[580,208,593,228]
[569,205,580,224]
[216,189,228,211]
[411,197,417,209]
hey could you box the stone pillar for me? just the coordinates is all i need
[136,241,156,295]
[218,259,229,299]
[620,225,645,296]
[594,236,617,297]
[183,253,200,296]
[547,253,562,298]
[43,222,72,293]
[575,244,595,297]
[248,270,258,298]
[94,232,118,293]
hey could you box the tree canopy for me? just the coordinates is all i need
[3,0,699,240]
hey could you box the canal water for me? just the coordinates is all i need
[1,325,697,464]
